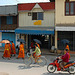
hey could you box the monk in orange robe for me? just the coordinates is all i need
[65,43,70,59]
[11,41,16,56]
[17,42,25,59]
[9,43,11,56]
[2,43,10,59]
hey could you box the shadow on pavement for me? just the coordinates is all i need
[18,65,32,70]
[18,64,44,70]
[42,72,70,75]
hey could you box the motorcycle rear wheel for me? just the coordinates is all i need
[47,64,56,73]
[68,66,75,74]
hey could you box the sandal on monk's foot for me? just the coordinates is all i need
[22,58,24,60]
[8,58,10,60]
[2,56,4,59]
[16,57,19,59]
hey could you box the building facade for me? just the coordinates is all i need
[55,0,75,51]
[0,5,18,47]
[15,2,55,50]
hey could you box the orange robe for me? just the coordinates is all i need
[11,43,16,54]
[9,43,11,54]
[65,45,70,59]
[18,44,25,58]
[3,44,10,57]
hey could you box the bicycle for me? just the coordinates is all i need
[23,52,47,67]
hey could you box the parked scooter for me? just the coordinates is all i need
[47,57,75,74]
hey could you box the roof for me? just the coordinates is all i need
[18,2,55,11]
[0,5,17,15]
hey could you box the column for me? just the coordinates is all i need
[16,34,20,46]
[48,35,51,49]
[55,31,57,49]
[73,32,75,51]
[26,35,28,49]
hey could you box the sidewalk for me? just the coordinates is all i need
[0,47,75,57]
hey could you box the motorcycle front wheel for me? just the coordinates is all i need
[68,66,75,74]
[47,64,56,73]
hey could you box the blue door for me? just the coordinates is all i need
[2,33,15,47]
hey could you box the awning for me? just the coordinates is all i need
[55,24,75,31]
[15,26,54,35]
[55,26,75,31]
[0,30,15,32]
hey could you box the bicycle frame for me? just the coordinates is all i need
[28,53,41,63]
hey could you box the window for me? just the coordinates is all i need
[13,16,17,24]
[7,16,13,25]
[28,12,32,16]
[65,2,75,15]
[1,16,6,25]
[70,3,74,14]
[65,3,69,15]
[32,12,43,20]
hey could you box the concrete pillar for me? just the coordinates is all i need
[28,35,31,49]
[26,35,28,49]
[16,34,20,46]
[55,31,57,49]
[51,35,52,46]
[48,35,51,49]
[73,32,75,51]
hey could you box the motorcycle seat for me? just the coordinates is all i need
[66,61,74,65]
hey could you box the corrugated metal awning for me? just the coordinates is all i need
[0,5,17,15]
[55,26,75,31]
[15,26,54,35]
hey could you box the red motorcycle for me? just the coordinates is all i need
[47,57,75,74]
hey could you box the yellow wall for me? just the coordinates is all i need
[55,0,75,25]
[19,8,55,27]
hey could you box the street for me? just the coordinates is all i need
[0,52,74,75]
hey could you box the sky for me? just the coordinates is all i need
[0,0,49,6]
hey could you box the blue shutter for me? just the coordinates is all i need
[38,12,43,20]
[7,16,13,24]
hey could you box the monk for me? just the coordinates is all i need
[9,43,12,56]
[11,41,16,56]
[2,43,10,59]
[17,42,25,59]
[65,43,70,59]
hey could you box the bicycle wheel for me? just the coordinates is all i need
[37,56,47,66]
[23,58,32,66]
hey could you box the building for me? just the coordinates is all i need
[0,5,18,47]
[15,2,55,50]
[55,0,75,51]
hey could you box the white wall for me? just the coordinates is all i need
[56,0,75,24]
[19,9,55,27]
